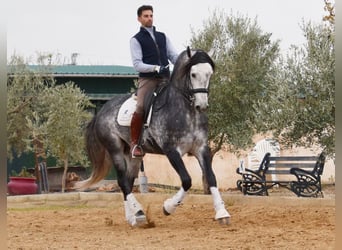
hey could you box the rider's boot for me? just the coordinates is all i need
[130,112,145,158]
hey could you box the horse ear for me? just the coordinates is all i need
[186,46,192,58]
[207,47,215,58]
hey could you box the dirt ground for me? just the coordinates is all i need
[7,187,335,250]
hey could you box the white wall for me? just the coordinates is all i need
[141,144,335,190]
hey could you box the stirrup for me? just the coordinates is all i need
[131,144,145,158]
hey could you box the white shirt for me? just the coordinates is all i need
[130,26,179,73]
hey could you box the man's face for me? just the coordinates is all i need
[138,10,153,28]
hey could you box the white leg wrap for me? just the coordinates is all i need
[124,200,137,226]
[210,187,231,220]
[124,193,145,226]
[126,193,143,214]
[163,187,186,215]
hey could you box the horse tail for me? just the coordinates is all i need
[75,115,112,190]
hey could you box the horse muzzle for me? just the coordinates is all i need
[193,93,209,112]
[191,88,209,112]
[195,103,209,112]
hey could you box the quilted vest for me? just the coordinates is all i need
[134,27,170,78]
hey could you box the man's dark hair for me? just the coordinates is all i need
[137,5,153,17]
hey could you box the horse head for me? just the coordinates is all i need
[171,47,215,112]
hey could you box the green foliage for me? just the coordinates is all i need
[44,82,93,167]
[7,54,94,171]
[7,55,55,160]
[259,21,335,157]
[190,10,280,154]
[189,8,335,159]
[10,167,34,177]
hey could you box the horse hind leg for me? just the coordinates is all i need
[124,193,146,226]
[114,152,147,227]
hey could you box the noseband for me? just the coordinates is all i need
[185,77,209,105]
[190,88,209,94]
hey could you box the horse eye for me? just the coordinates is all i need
[191,73,196,78]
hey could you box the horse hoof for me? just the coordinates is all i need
[135,210,147,226]
[127,210,147,227]
[218,217,230,225]
[135,216,147,227]
[163,198,180,215]
[163,206,171,216]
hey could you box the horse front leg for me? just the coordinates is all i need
[198,146,231,224]
[163,150,191,215]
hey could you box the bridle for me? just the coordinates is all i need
[173,47,213,105]
[183,73,210,105]
[190,88,209,94]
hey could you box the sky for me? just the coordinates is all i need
[6,0,326,66]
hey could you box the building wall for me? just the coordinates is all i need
[55,77,136,94]
[142,142,335,190]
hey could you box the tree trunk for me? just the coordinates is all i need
[61,157,68,193]
[33,137,46,193]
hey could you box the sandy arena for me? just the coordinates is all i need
[7,188,335,250]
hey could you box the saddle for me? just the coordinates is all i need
[117,82,168,127]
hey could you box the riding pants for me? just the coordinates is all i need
[135,77,166,115]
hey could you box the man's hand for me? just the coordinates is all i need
[154,65,169,74]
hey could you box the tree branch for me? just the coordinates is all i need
[7,97,34,115]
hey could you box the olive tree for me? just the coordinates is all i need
[259,19,335,157]
[190,10,280,156]
[44,82,93,192]
[7,54,93,191]
[7,55,54,163]
[189,10,280,193]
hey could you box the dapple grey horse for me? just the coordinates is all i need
[77,47,231,226]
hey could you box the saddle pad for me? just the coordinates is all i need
[117,96,137,126]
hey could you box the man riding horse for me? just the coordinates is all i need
[76,5,231,227]
[130,5,179,158]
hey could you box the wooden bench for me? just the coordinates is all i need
[236,152,326,197]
